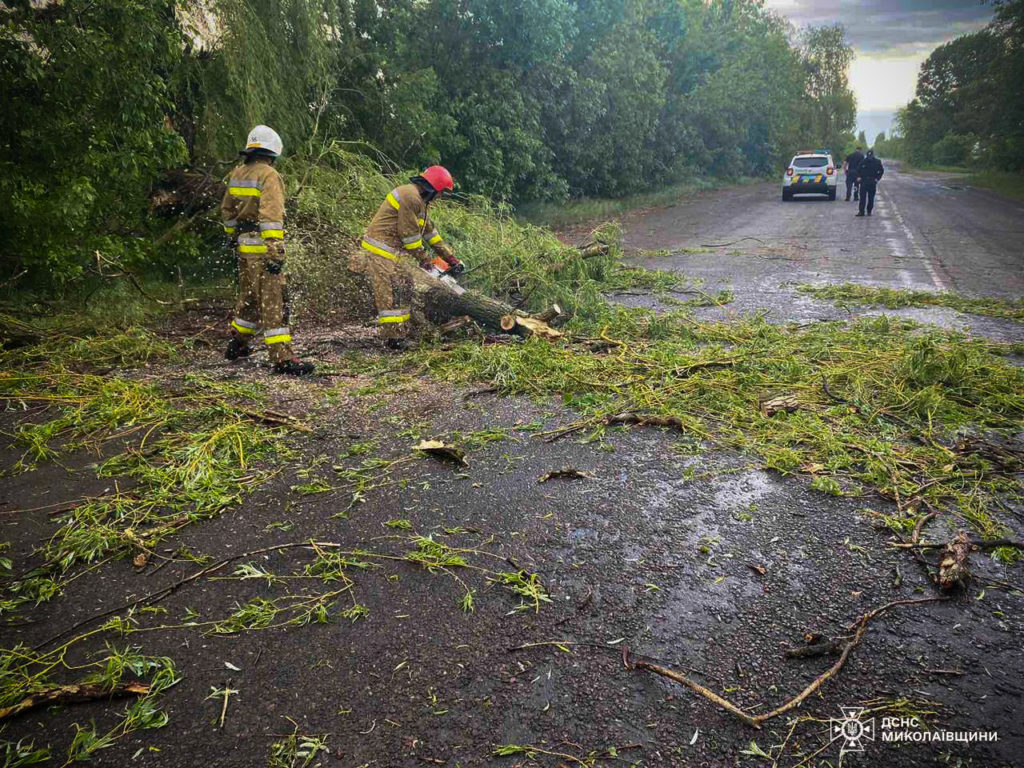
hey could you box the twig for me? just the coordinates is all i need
[0,682,150,721]
[624,597,947,728]
[237,407,313,433]
[463,386,499,400]
[912,511,938,544]
[698,236,766,248]
[892,538,1024,550]
[34,540,342,650]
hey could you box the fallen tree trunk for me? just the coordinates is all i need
[404,261,562,339]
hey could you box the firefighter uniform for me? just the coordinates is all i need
[220,158,295,363]
[351,183,455,339]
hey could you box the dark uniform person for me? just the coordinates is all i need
[855,149,884,217]
[220,125,314,375]
[843,146,864,201]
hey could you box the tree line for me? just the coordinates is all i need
[880,0,1023,169]
[1,0,854,287]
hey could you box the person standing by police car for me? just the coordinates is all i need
[855,149,884,217]
[843,146,864,201]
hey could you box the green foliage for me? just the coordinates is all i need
[0,640,177,762]
[412,310,1024,540]
[0,323,289,613]
[0,0,188,285]
[269,730,329,768]
[183,0,339,160]
[798,25,857,159]
[896,13,1024,170]
[2,0,858,289]
[797,283,1024,321]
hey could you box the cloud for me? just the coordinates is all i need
[763,0,993,54]
[763,1,996,116]
[849,53,927,110]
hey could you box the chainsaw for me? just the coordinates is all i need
[422,256,466,295]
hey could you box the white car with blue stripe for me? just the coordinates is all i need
[782,151,837,201]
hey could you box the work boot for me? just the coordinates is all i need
[855,212,865,217]
[273,358,315,376]
[225,338,253,360]
[384,338,412,351]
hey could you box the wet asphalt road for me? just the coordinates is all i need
[3,169,1023,767]
[624,161,1024,334]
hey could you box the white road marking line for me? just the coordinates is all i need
[883,192,948,292]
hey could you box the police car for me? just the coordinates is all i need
[781,150,837,201]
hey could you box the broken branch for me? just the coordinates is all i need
[625,597,947,728]
[0,682,150,722]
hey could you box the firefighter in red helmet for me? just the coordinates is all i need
[351,166,461,349]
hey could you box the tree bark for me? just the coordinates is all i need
[938,532,972,590]
[0,682,151,722]
[403,262,561,338]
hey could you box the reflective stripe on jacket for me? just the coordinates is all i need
[220,158,286,242]
[361,183,448,261]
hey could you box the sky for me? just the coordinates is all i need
[762,0,996,137]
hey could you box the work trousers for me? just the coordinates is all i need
[858,182,878,215]
[231,241,294,363]
[845,174,859,200]
[349,249,413,339]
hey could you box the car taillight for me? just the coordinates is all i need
[786,168,793,176]
[826,167,834,175]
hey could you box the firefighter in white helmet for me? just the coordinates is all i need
[220,125,314,375]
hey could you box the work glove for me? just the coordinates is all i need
[447,259,465,277]
[434,241,456,262]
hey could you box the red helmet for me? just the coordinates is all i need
[421,165,454,193]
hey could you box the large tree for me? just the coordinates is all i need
[800,25,857,157]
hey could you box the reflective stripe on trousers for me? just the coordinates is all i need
[378,309,410,324]
[264,326,292,345]
[238,235,268,254]
[231,317,259,335]
[260,220,284,239]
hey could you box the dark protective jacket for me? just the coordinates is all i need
[858,156,884,185]
[844,150,864,174]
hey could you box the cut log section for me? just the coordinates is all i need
[938,531,972,590]
[403,260,562,339]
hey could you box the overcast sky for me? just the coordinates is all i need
[763,0,995,122]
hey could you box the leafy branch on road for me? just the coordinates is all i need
[798,283,1024,321]
[414,309,1024,551]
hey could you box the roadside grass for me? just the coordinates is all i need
[516,177,760,229]
[797,283,1024,321]
[411,309,1024,549]
[962,170,1024,201]
[899,162,1024,201]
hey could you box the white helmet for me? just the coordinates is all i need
[243,125,283,157]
